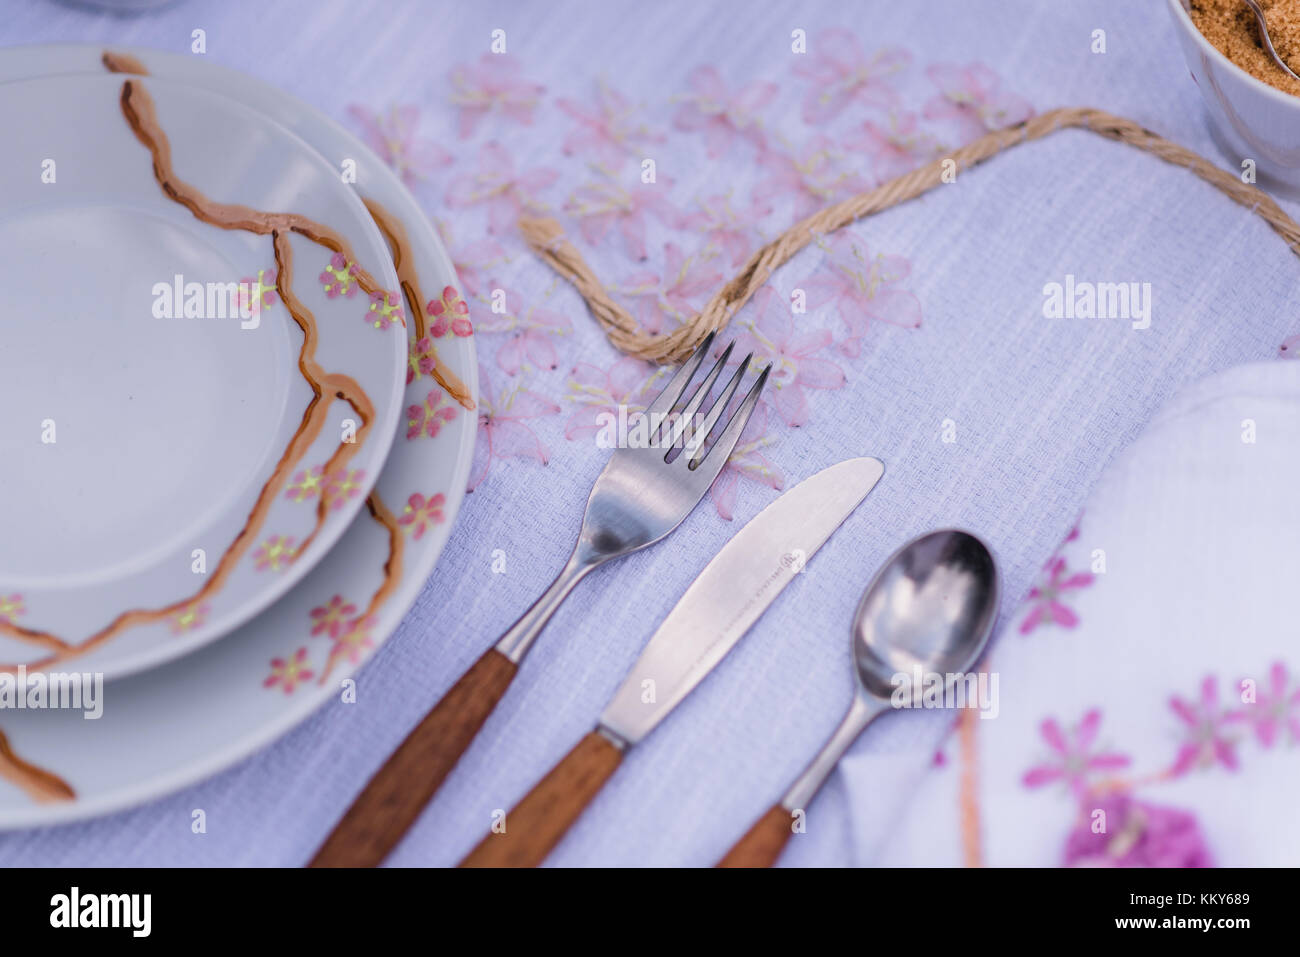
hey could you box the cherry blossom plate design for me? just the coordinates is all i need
[0,71,408,681]
[0,46,476,828]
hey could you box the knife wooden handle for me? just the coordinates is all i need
[459,730,624,868]
[716,804,796,867]
[309,647,518,868]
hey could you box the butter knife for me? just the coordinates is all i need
[458,456,885,867]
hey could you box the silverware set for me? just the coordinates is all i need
[310,334,1000,868]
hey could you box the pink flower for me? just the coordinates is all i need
[923,63,1034,142]
[557,80,664,167]
[253,535,297,572]
[449,54,544,138]
[564,169,684,262]
[238,267,277,316]
[673,65,775,158]
[407,388,458,440]
[617,242,723,335]
[264,647,314,694]
[792,28,909,124]
[324,470,365,511]
[329,616,376,668]
[320,252,359,299]
[1170,676,1242,776]
[398,492,447,540]
[680,192,772,268]
[709,402,785,521]
[1018,523,1095,636]
[366,289,405,331]
[426,285,474,338]
[732,287,844,427]
[346,104,452,187]
[309,595,357,639]
[469,365,560,491]
[842,112,944,183]
[1022,710,1131,795]
[168,602,209,635]
[473,285,570,375]
[1063,795,1213,868]
[1235,661,1300,748]
[445,142,558,235]
[803,231,921,357]
[0,594,25,624]
[753,136,870,221]
[563,355,661,441]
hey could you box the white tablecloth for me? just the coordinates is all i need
[2,0,1298,866]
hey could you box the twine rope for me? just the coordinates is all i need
[520,106,1300,364]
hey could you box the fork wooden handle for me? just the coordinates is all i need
[459,730,624,867]
[309,648,518,868]
[716,804,796,867]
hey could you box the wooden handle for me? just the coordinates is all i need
[309,647,518,867]
[459,730,623,868]
[716,805,796,867]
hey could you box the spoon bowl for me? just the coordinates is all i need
[852,529,1000,700]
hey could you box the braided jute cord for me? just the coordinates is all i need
[520,106,1300,365]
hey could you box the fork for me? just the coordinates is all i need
[309,333,770,867]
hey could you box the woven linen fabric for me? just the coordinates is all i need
[2,0,1299,866]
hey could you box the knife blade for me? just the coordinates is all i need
[599,455,885,744]
[458,456,884,867]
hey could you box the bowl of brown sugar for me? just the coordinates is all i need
[1169,0,1300,190]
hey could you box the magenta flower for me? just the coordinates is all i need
[1022,710,1131,796]
[1170,676,1242,776]
[426,284,474,338]
[328,616,376,669]
[1018,524,1093,634]
[366,289,405,331]
[842,112,944,183]
[709,402,784,521]
[753,136,870,221]
[309,595,358,640]
[398,492,447,540]
[445,141,558,235]
[923,63,1034,142]
[1235,661,1300,748]
[168,602,209,635]
[731,287,844,427]
[469,365,560,491]
[792,28,909,124]
[0,594,27,625]
[324,470,365,511]
[564,169,684,262]
[673,65,775,158]
[253,535,297,572]
[563,355,661,441]
[1063,795,1213,868]
[320,252,359,299]
[264,647,314,694]
[680,192,772,268]
[406,388,458,440]
[617,242,723,335]
[803,231,921,357]
[285,466,325,503]
[449,54,544,139]
[238,267,277,316]
[347,104,452,187]
[557,79,664,167]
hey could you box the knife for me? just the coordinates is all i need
[458,456,885,867]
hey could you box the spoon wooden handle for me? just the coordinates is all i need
[309,647,518,868]
[716,805,796,867]
[459,730,624,867]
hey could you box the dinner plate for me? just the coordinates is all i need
[0,46,477,828]
[0,72,408,680]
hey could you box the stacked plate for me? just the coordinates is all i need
[0,45,477,828]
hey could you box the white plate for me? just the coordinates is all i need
[0,46,477,828]
[0,72,408,680]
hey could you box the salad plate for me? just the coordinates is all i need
[0,46,477,828]
[0,71,409,680]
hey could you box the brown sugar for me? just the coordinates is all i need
[1191,0,1300,96]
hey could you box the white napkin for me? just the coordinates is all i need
[863,359,1300,866]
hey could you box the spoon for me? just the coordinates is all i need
[717,528,1000,867]
[1242,0,1300,83]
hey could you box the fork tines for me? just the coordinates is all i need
[641,332,771,473]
